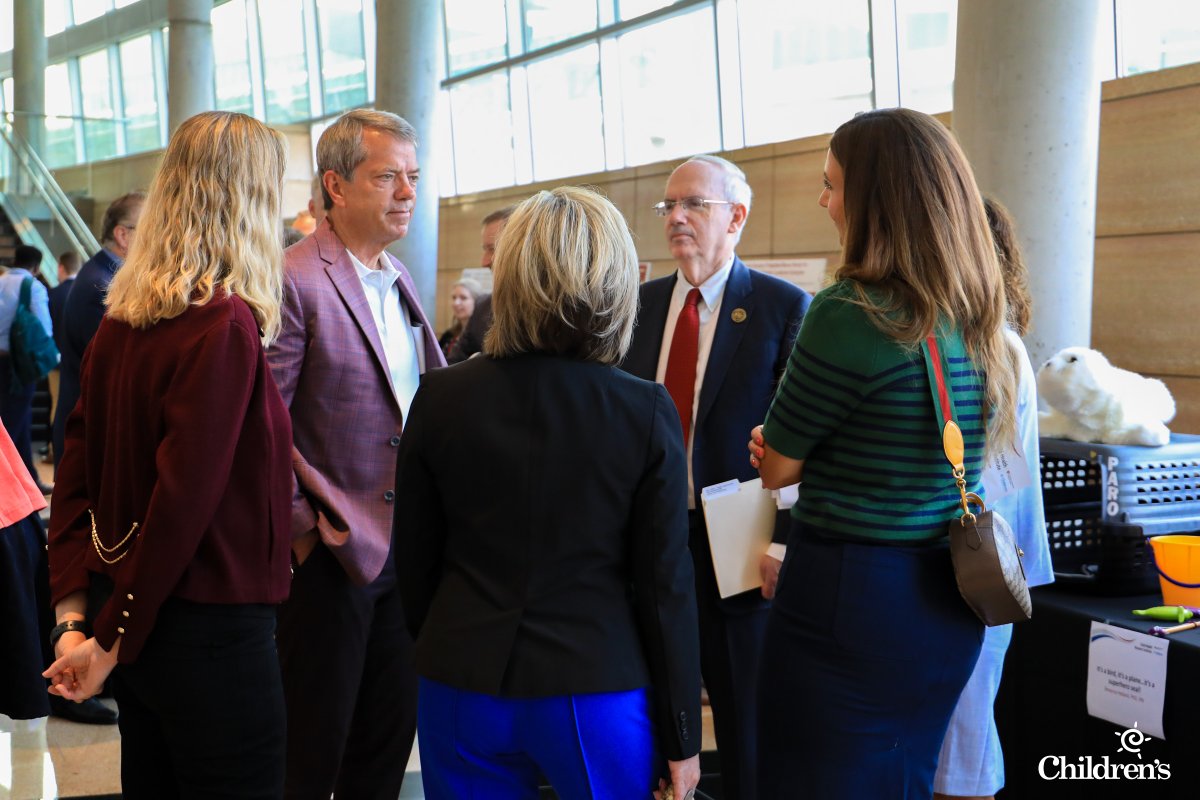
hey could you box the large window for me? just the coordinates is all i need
[8,0,1200,186]
[524,0,597,50]
[316,0,369,114]
[445,0,510,75]
[620,0,683,22]
[617,9,720,166]
[259,0,314,122]
[213,0,254,114]
[45,0,71,36]
[79,48,118,161]
[120,35,162,152]
[73,0,109,25]
[448,72,517,193]
[0,0,12,52]
[43,62,79,168]
[437,0,961,194]
[526,44,605,180]
[1117,0,1200,75]
[738,0,874,147]
[895,0,957,112]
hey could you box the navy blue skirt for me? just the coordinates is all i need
[758,522,983,799]
[0,514,51,720]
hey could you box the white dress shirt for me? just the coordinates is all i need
[655,256,735,507]
[349,251,422,422]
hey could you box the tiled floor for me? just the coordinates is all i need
[1,701,121,800]
[2,705,715,799]
[1,703,424,799]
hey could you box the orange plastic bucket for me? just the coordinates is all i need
[1149,535,1200,606]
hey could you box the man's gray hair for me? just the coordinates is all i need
[316,109,418,210]
[680,154,753,213]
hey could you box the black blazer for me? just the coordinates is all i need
[621,257,810,540]
[48,277,74,352]
[394,353,702,761]
[53,249,120,468]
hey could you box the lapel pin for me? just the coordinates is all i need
[731,308,747,323]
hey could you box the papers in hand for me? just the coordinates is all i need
[700,478,778,599]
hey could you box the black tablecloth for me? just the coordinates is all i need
[996,586,1200,798]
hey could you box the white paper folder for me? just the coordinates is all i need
[699,478,778,599]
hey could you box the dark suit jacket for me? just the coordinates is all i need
[48,277,74,352]
[394,353,702,761]
[445,293,492,364]
[621,257,810,543]
[54,249,120,468]
[267,219,446,587]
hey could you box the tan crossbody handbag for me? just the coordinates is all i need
[923,336,1032,627]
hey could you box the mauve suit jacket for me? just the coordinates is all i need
[268,220,446,586]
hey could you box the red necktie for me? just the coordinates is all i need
[664,288,702,448]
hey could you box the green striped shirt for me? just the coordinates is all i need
[762,281,987,542]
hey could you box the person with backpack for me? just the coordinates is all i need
[0,244,55,494]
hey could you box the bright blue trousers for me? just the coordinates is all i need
[417,678,657,800]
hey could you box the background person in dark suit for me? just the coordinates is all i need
[53,191,144,471]
[444,204,513,363]
[45,111,293,800]
[621,154,810,800]
[48,252,81,346]
[395,186,702,800]
[44,251,80,466]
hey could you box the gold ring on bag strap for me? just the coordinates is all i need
[941,419,982,522]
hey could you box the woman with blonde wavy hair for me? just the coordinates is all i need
[748,108,1019,798]
[44,111,294,799]
[395,186,702,800]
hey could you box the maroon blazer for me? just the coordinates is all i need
[48,294,294,663]
[268,219,445,586]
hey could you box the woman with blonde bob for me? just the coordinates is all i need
[395,186,702,800]
[748,108,1019,798]
[45,111,294,799]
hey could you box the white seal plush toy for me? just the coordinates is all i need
[1037,346,1176,446]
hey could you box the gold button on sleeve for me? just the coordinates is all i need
[117,627,126,635]
[122,611,130,617]
[126,594,134,600]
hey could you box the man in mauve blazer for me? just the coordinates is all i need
[621,155,810,800]
[267,110,445,800]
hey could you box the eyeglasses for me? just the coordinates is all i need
[652,198,733,216]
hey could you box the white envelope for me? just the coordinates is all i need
[700,478,778,598]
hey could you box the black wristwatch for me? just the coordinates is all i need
[49,619,89,649]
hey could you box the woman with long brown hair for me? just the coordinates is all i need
[749,108,1019,797]
[933,197,1055,800]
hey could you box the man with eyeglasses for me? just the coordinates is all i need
[621,154,810,800]
[54,191,145,475]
